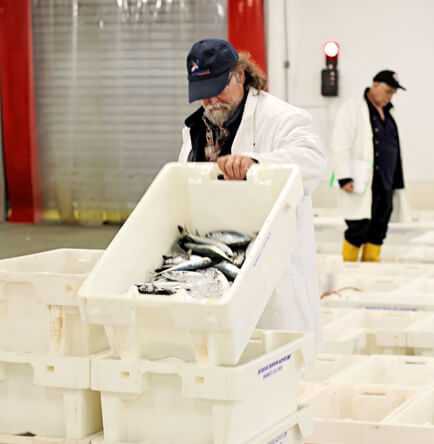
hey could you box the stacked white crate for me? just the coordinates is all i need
[79,163,314,443]
[0,249,106,441]
[92,331,312,444]
[304,356,434,444]
[299,354,368,403]
[318,254,434,313]
[306,385,419,444]
[320,308,433,356]
[313,252,434,440]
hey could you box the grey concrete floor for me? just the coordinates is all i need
[0,222,120,259]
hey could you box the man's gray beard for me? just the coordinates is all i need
[204,104,234,127]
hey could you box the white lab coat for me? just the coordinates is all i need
[178,88,327,343]
[331,97,407,220]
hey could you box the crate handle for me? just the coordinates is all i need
[360,391,386,397]
[404,360,427,366]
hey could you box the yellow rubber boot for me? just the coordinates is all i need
[342,240,360,262]
[362,243,381,262]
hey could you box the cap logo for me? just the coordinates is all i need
[190,60,211,77]
[393,72,399,82]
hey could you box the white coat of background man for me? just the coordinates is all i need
[178,38,327,343]
[332,71,406,262]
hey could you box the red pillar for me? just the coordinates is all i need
[228,0,267,74]
[0,0,41,223]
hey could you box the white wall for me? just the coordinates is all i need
[266,0,434,209]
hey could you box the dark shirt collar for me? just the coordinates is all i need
[364,87,393,112]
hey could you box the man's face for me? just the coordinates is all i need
[370,82,397,108]
[201,70,245,127]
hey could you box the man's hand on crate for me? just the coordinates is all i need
[217,155,256,180]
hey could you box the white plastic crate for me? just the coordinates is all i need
[248,407,312,444]
[323,309,430,334]
[320,309,428,355]
[317,254,434,296]
[319,308,355,327]
[92,408,312,444]
[302,354,367,384]
[317,254,434,277]
[400,276,434,294]
[321,289,434,312]
[330,355,434,387]
[91,330,313,444]
[321,330,414,356]
[0,433,102,444]
[321,330,422,356]
[0,352,102,438]
[406,313,434,356]
[80,163,303,365]
[0,249,107,356]
[380,389,434,443]
[307,385,418,444]
[410,230,434,246]
[299,354,367,403]
[334,274,412,293]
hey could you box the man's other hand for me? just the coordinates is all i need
[217,155,256,180]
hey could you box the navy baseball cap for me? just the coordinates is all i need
[187,38,239,103]
[373,70,406,90]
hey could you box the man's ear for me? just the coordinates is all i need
[235,70,245,84]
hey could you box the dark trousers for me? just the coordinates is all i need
[345,176,394,247]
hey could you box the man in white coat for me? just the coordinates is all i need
[332,70,406,262]
[178,38,327,343]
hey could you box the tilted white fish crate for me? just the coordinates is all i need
[91,330,313,444]
[0,351,102,438]
[0,249,107,356]
[79,163,303,365]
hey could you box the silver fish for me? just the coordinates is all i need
[136,282,178,295]
[205,230,252,248]
[155,254,190,272]
[160,270,205,283]
[162,254,189,265]
[178,225,234,258]
[155,255,212,275]
[214,261,240,281]
[181,242,232,262]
